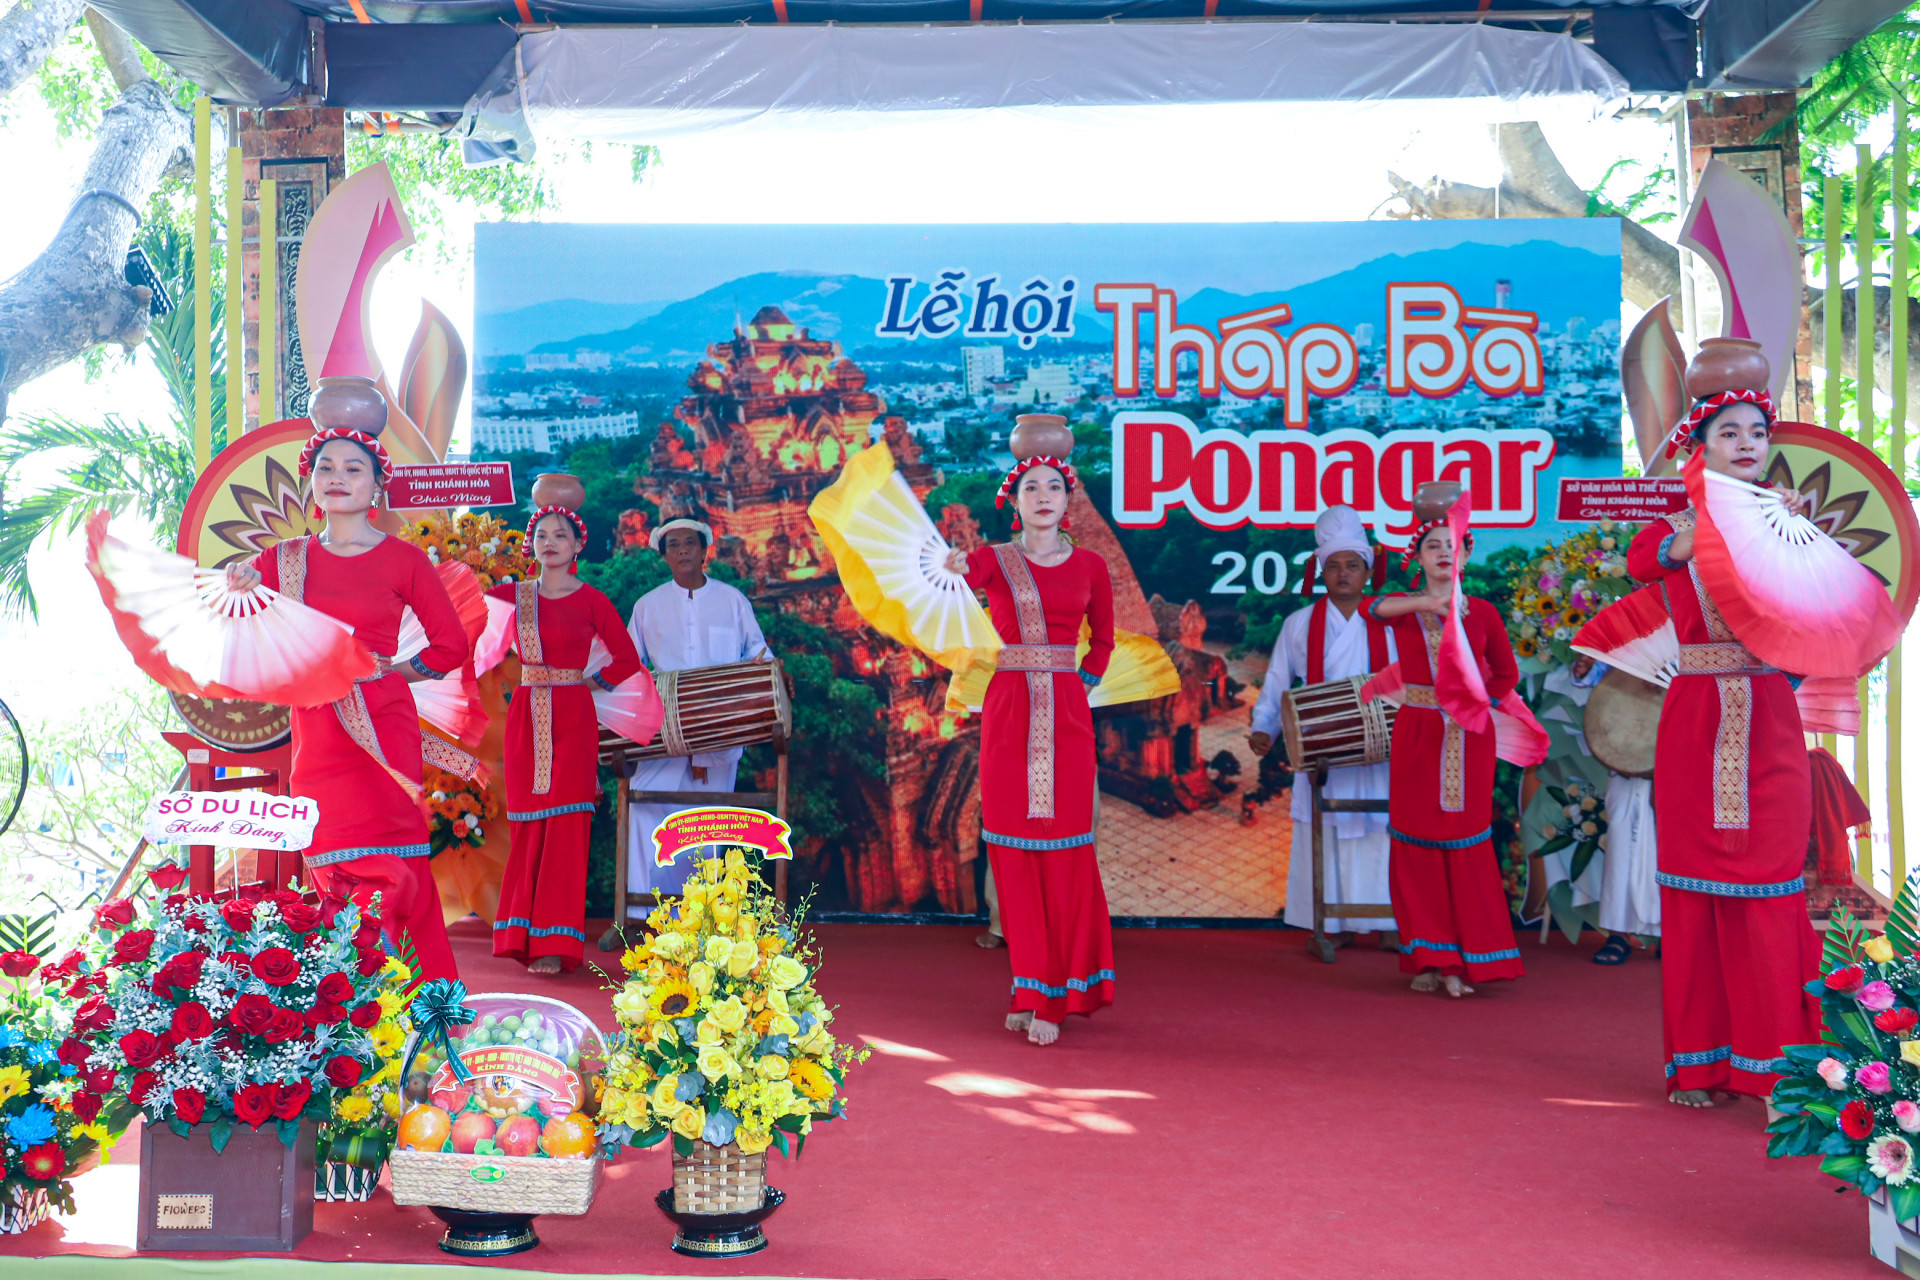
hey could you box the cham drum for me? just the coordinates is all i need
[597,659,794,945]
[1280,673,1398,964]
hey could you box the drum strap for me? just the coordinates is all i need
[993,543,1058,821]
[516,580,559,794]
[276,537,481,806]
[1306,599,1392,685]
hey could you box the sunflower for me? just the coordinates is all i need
[1560,609,1588,629]
[413,520,435,537]
[503,529,526,546]
[789,1058,833,1102]
[649,980,699,1020]
[1515,637,1538,658]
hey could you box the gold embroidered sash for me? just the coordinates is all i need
[996,644,1079,672]
[515,580,562,795]
[277,537,480,797]
[993,543,1059,820]
[1417,613,1465,813]
[1685,563,1751,833]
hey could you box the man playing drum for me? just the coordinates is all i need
[625,518,773,909]
[1249,506,1397,947]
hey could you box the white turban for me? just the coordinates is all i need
[648,518,714,552]
[1314,505,1373,569]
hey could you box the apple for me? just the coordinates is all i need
[496,1115,542,1158]
[450,1111,496,1154]
[432,1085,473,1114]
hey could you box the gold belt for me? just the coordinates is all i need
[1678,643,1775,676]
[996,644,1079,673]
[1402,684,1439,708]
[520,664,588,685]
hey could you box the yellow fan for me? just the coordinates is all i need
[944,623,1181,713]
[809,442,1002,673]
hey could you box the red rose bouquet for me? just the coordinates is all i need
[65,865,401,1151]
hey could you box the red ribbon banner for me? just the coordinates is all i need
[652,806,794,868]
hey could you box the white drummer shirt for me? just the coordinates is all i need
[624,575,771,907]
[1249,601,1398,836]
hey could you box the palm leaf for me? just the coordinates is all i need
[1823,903,1872,972]
[1888,869,1920,957]
[0,911,57,957]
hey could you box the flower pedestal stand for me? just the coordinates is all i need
[655,1141,783,1258]
[1869,1188,1920,1272]
[138,1121,316,1251]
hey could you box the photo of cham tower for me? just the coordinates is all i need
[635,305,1237,914]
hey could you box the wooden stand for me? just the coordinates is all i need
[156,731,301,899]
[138,1119,315,1251]
[1307,764,1395,965]
[596,739,790,953]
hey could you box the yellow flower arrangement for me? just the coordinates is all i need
[319,958,416,1171]
[598,850,868,1160]
[399,511,535,590]
[1503,521,1641,672]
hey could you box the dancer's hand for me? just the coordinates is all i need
[225,561,262,591]
[1773,486,1810,517]
[1248,731,1272,757]
[944,547,968,575]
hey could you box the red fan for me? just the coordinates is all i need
[473,596,516,674]
[1360,663,1549,767]
[85,511,374,707]
[435,562,489,646]
[1794,675,1860,736]
[1687,448,1901,678]
[1571,584,1679,688]
[587,638,665,746]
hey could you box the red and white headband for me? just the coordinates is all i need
[528,505,588,542]
[1400,520,1473,572]
[1664,388,1775,459]
[299,428,393,485]
[995,456,1078,509]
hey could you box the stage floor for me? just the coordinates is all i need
[3,918,1887,1279]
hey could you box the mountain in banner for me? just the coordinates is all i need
[520,239,1618,362]
[479,298,670,355]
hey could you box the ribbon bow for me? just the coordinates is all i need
[404,977,476,1084]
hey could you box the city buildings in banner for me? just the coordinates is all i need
[474,220,1622,920]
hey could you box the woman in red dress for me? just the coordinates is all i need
[1629,386,1821,1108]
[227,421,469,982]
[489,502,641,974]
[946,443,1115,1046]
[1371,518,1524,997]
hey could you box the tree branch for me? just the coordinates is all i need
[0,0,87,99]
[83,7,145,91]
[0,77,190,421]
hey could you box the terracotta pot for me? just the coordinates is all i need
[1009,414,1073,462]
[1684,337,1770,400]
[309,375,389,436]
[1411,480,1463,523]
[530,473,587,510]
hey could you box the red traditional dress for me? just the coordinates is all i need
[488,581,641,971]
[253,535,468,982]
[964,543,1116,1022]
[1374,595,1525,982]
[1628,511,1822,1096]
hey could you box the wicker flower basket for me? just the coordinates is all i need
[387,1148,600,1217]
[671,1141,767,1215]
[315,1161,383,1203]
[0,1187,52,1235]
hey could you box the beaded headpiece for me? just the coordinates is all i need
[298,427,393,485]
[528,505,588,542]
[1665,388,1776,459]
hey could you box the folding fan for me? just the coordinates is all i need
[1359,663,1548,768]
[85,511,374,707]
[809,441,1002,674]
[1687,449,1902,678]
[587,637,666,746]
[392,562,491,745]
[1571,585,1680,688]
[1794,675,1860,737]
[473,596,516,675]
[944,624,1181,713]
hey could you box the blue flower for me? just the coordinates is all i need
[26,1042,56,1067]
[7,1103,56,1146]
[701,1108,739,1147]
[674,1072,706,1103]
[0,1026,21,1051]
[755,1034,790,1059]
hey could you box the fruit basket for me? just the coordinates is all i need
[387,984,609,1255]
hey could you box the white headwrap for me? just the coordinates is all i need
[1314,505,1373,569]
[648,518,714,552]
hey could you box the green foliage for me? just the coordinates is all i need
[1892,869,1920,957]
[1585,157,1678,226]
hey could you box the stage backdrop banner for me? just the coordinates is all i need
[475,219,1622,919]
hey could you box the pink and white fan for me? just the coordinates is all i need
[394,562,490,746]
[1571,584,1679,688]
[1687,449,1901,679]
[1359,663,1548,767]
[586,637,665,746]
[85,510,374,707]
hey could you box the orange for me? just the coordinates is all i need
[397,1104,452,1152]
[539,1112,597,1159]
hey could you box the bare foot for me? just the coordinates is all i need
[1027,1018,1061,1047]
[1669,1089,1715,1108]
[1410,971,1441,993]
[975,931,1006,950]
[1441,974,1474,999]
[1006,1011,1034,1033]
[528,956,563,976]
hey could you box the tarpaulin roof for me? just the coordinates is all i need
[89,0,1913,112]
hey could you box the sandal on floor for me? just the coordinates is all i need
[1592,934,1633,966]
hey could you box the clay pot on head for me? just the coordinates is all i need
[1685,338,1771,400]
[530,473,587,511]
[1009,414,1073,462]
[1411,480,1463,524]
[309,375,388,436]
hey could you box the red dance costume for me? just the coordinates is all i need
[254,536,468,981]
[1629,512,1821,1096]
[488,581,641,971]
[1374,596,1525,982]
[964,544,1116,1022]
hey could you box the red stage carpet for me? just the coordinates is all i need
[3,919,1886,1279]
